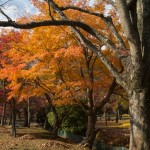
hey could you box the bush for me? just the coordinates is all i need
[47,104,87,135]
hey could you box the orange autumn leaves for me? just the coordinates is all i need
[0,29,113,105]
[0,1,122,105]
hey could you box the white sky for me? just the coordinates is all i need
[0,0,38,21]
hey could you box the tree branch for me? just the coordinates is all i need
[95,78,116,112]
[0,1,125,86]
[47,0,55,20]
[113,92,128,101]
[0,8,12,21]
[60,5,126,50]
[34,78,52,94]
[116,0,142,65]
[48,0,125,86]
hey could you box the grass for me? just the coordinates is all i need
[0,126,77,150]
[0,115,130,150]
[96,114,130,129]
[16,127,52,138]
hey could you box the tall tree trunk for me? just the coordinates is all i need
[129,89,150,150]
[81,111,97,149]
[52,119,61,137]
[104,111,107,126]
[44,93,63,137]
[8,113,12,125]
[44,106,49,130]
[10,99,16,137]
[24,108,28,127]
[44,118,49,130]
[1,101,6,126]
[115,110,119,123]
[27,99,31,128]
[51,106,61,138]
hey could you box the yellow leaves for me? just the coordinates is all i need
[0,2,121,107]
[7,81,22,100]
[53,98,72,106]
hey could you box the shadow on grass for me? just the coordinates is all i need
[16,127,74,144]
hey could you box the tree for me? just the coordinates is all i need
[50,45,117,148]
[0,0,150,149]
[0,80,7,126]
[0,30,25,137]
[2,25,116,146]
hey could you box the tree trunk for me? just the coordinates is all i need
[8,113,12,125]
[1,101,6,126]
[27,99,31,128]
[44,93,64,137]
[10,99,16,137]
[44,106,49,130]
[129,89,150,150]
[115,110,119,123]
[81,112,97,149]
[52,120,61,137]
[44,118,49,130]
[119,111,122,120]
[52,108,62,138]
[24,108,28,127]
[104,111,107,126]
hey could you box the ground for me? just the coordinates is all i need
[96,128,129,148]
[0,126,89,150]
[0,115,130,150]
[96,115,130,149]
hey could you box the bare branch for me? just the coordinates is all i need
[0,0,11,7]
[47,0,55,20]
[0,8,12,21]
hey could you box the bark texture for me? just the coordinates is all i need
[82,112,97,149]
[1,102,6,126]
[27,99,31,128]
[45,93,66,138]
[10,99,16,137]
[129,89,150,150]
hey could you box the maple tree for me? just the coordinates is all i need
[0,0,150,149]
[0,30,23,137]
[0,27,78,136]
[0,30,48,134]
[0,22,118,146]
[0,0,114,146]
[50,43,118,147]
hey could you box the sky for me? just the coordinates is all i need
[0,0,111,21]
[0,0,39,21]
